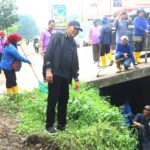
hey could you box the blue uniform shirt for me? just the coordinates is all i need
[100,25,112,45]
[116,42,135,65]
[133,16,148,36]
[0,44,30,70]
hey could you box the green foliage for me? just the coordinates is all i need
[7,25,19,35]
[16,15,39,41]
[0,0,18,30]
[0,83,138,150]
[68,84,123,128]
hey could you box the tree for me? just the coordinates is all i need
[0,0,18,31]
[16,15,39,41]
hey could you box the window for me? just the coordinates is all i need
[113,0,122,7]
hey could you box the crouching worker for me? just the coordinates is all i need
[133,105,150,150]
[0,33,31,94]
[115,35,138,73]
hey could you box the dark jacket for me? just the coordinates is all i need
[100,25,112,45]
[44,32,79,83]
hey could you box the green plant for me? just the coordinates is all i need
[0,83,138,150]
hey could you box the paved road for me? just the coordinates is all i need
[1,43,148,93]
[0,44,101,93]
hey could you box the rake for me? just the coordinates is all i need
[19,45,48,93]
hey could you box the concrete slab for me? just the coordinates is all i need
[88,62,150,88]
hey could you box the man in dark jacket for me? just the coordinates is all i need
[44,20,82,134]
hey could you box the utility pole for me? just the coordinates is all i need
[81,0,84,22]
[50,0,54,20]
[97,0,100,18]
[109,0,112,15]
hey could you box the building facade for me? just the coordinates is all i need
[90,0,150,17]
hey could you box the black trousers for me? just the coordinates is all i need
[92,44,100,62]
[3,69,17,88]
[46,75,69,128]
[100,44,111,56]
[134,37,145,52]
[0,53,2,73]
[42,53,46,79]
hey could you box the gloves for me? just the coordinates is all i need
[140,125,145,130]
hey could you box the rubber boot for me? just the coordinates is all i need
[133,52,137,64]
[137,52,144,64]
[6,88,13,94]
[106,53,114,66]
[12,85,18,94]
[100,56,107,68]
[133,52,142,64]
[116,61,121,73]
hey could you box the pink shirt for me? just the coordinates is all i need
[40,29,55,52]
[0,37,6,53]
[89,25,101,44]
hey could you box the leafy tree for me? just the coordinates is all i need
[0,0,18,31]
[17,15,39,41]
[7,25,19,35]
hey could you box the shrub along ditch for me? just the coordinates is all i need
[0,83,138,150]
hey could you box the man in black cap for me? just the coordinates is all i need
[44,20,82,134]
[133,105,150,150]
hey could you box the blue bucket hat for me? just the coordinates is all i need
[137,8,145,14]
[68,20,83,32]
[102,17,108,23]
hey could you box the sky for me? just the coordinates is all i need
[16,0,51,28]
[16,0,96,28]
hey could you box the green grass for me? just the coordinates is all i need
[0,83,138,150]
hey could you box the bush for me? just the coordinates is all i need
[0,83,138,150]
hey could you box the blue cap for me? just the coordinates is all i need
[137,8,145,13]
[102,17,108,23]
[68,20,83,32]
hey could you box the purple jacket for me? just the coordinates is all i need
[0,37,6,53]
[89,25,101,44]
[40,29,55,52]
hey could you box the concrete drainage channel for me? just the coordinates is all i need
[100,76,150,114]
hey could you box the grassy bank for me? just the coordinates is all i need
[0,83,137,150]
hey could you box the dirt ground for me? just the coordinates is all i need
[0,114,25,150]
[0,112,57,150]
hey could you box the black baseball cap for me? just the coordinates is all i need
[68,20,83,32]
